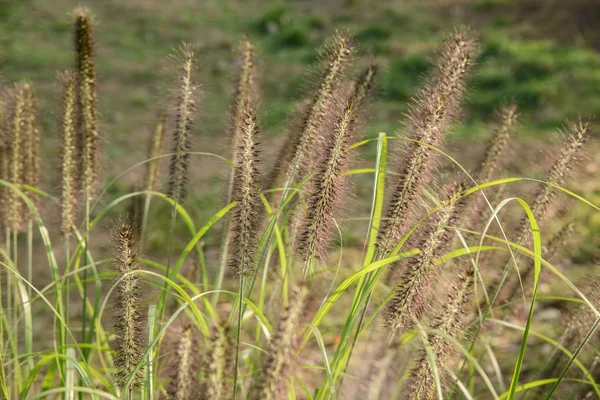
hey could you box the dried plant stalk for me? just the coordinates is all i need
[377,28,478,257]
[167,45,197,204]
[111,219,146,390]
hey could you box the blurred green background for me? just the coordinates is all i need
[2,0,599,259]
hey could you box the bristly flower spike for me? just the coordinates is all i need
[384,182,466,335]
[377,28,478,258]
[227,105,262,277]
[111,218,146,390]
[6,85,27,232]
[167,44,198,204]
[145,111,166,194]
[59,71,78,235]
[74,7,99,199]
[167,324,199,400]
[297,64,378,273]
[282,32,353,185]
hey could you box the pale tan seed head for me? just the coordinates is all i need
[59,71,78,235]
[145,111,166,194]
[167,44,198,204]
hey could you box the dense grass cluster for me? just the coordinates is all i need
[0,7,599,400]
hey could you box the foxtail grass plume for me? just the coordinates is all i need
[201,326,234,400]
[59,71,78,235]
[516,119,590,245]
[467,104,517,227]
[249,285,308,400]
[144,111,166,194]
[281,32,353,185]
[5,85,27,232]
[0,95,8,228]
[486,119,591,307]
[407,263,474,399]
[111,218,146,390]
[74,7,99,198]
[226,106,262,277]
[384,183,465,335]
[22,84,40,195]
[167,45,197,204]
[167,324,199,400]
[228,41,256,170]
[377,28,478,257]
[297,64,378,271]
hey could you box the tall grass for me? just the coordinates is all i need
[0,7,599,400]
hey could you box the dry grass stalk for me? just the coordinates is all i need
[249,285,307,400]
[227,106,262,277]
[111,218,146,390]
[167,45,197,204]
[59,71,78,235]
[377,28,478,258]
[297,64,378,271]
[167,324,199,400]
[384,183,465,335]
[74,7,99,199]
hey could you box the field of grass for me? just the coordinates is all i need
[1,0,600,399]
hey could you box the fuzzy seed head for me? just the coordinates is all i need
[145,111,166,193]
[297,69,376,270]
[59,71,78,235]
[167,324,199,400]
[384,183,466,335]
[377,29,478,257]
[249,285,308,400]
[516,118,590,246]
[201,326,234,400]
[227,106,262,277]
[111,218,146,389]
[283,32,353,184]
[5,86,27,231]
[167,45,197,204]
[74,7,99,198]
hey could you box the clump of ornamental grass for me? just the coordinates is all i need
[377,28,479,258]
[274,32,353,188]
[201,325,235,400]
[166,324,200,400]
[384,182,466,335]
[74,7,99,199]
[226,105,262,277]
[59,71,78,235]
[110,218,146,391]
[5,85,27,232]
[297,64,378,272]
[249,285,308,400]
[167,45,197,204]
